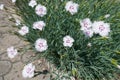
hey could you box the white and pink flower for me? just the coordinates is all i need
[35,38,48,52]
[87,42,92,47]
[65,1,79,15]
[63,35,74,47]
[83,29,94,38]
[80,18,92,30]
[35,4,47,17]
[12,0,16,3]
[15,19,21,26]
[70,76,76,80]
[104,14,110,18]
[18,26,29,36]
[7,46,18,59]
[92,21,110,37]
[80,18,93,38]
[117,65,120,69]
[28,0,37,8]
[33,21,46,31]
[22,63,35,78]
[0,4,4,10]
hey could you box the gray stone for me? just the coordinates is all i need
[4,62,24,80]
[0,46,4,55]
[0,77,3,80]
[0,34,20,46]
[0,34,20,54]
[0,61,12,76]
[4,62,50,80]
[15,40,30,48]
[21,50,36,63]
[34,58,49,71]
[0,27,15,34]
[0,53,21,63]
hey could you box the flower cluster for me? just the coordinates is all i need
[80,18,93,38]
[6,47,35,78]
[17,1,111,53]
[80,18,110,37]
[7,46,35,78]
[13,0,115,79]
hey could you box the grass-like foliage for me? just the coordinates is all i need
[15,0,120,80]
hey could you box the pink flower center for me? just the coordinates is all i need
[83,21,89,28]
[10,50,14,55]
[38,43,44,48]
[85,31,90,35]
[31,2,35,5]
[26,68,32,74]
[99,25,105,31]
[69,5,74,10]
[66,39,70,43]
[38,8,43,13]
[38,24,43,28]
[22,29,27,32]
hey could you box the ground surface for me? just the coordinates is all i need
[0,0,50,80]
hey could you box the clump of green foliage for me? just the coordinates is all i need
[15,0,120,80]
